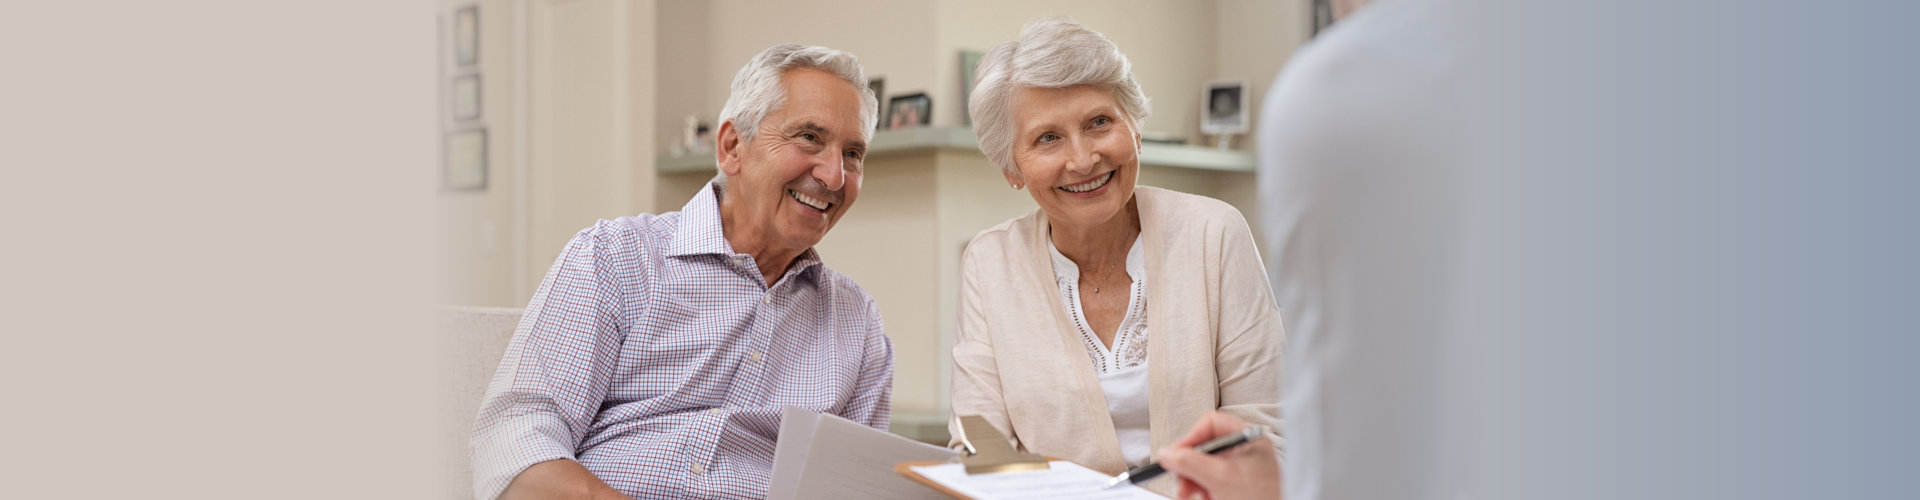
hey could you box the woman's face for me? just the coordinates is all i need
[1006,85,1142,231]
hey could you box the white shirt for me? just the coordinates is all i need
[1261,2,1469,497]
[1261,1,1913,499]
[1049,233,1151,466]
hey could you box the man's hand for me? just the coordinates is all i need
[1157,411,1281,500]
[498,459,634,500]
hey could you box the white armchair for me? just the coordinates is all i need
[439,306,522,500]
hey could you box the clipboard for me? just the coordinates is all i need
[895,415,1049,499]
[894,416,1166,499]
[896,459,1169,500]
[893,461,982,500]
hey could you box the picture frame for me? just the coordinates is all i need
[444,128,488,191]
[960,51,984,125]
[455,5,479,67]
[887,93,931,130]
[452,74,482,121]
[1201,79,1249,135]
[867,77,886,127]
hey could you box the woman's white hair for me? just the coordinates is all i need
[719,44,878,147]
[969,17,1151,177]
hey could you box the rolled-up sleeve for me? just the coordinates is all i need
[469,224,632,500]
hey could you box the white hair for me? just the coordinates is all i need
[968,18,1151,177]
[718,44,878,148]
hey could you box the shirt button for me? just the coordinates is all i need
[751,351,764,362]
[763,294,772,304]
[690,463,705,475]
[709,408,722,414]
[732,257,745,267]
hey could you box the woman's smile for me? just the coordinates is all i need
[1060,171,1115,194]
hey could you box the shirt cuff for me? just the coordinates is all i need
[471,417,578,500]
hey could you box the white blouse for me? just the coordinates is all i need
[1048,234,1151,466]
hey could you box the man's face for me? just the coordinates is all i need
[717,67,868,254]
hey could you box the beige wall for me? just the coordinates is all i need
[438,0,657,308]
[1217,0,1310,152]
[653,0,710,169]
[437,0,523,307]
[527,0,658,291]
[1213,0,1308,245]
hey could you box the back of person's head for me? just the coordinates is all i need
[719,44,877,146]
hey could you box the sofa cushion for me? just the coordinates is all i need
[440,306,522,500]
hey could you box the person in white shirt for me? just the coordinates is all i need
[1160,0,1919,499]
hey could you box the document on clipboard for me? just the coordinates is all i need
[894,416,1167,499]
[898,461,1165,499]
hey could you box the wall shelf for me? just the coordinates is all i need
[656,126,1254,174]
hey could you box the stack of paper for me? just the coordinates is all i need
[767,406,958,500]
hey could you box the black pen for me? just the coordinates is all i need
[1103,425,1270,489]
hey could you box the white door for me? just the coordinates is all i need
[520,0,655,299]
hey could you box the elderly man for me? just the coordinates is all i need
[470,44,887,500]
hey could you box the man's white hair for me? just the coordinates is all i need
[718,44,877,148]
[968,17,1152,178]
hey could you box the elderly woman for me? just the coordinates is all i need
[948,17,1285,493]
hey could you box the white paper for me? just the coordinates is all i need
[907,461,1167,500]
[768,406,957,500]
[765,408,820,498]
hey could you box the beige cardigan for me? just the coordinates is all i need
[948,186,1285,484]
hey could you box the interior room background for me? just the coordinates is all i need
[436,0,1312,446]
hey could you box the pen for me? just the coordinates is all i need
[1103,425,1269,489]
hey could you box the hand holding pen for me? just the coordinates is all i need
[1127,411,1281,500]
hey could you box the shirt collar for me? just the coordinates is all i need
[1047,232,1146,281]
[667,181,826,278]
[667,181,731,258]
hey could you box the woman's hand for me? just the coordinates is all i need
[1158,411,1281,500]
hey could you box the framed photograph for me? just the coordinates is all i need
[887,93,931,130]
[867,77,886,127]
[1201,79,1249,135]
[960,51,984,125]
[452,74,482,121]
[455,5,479,67]
[444,128,488,191]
